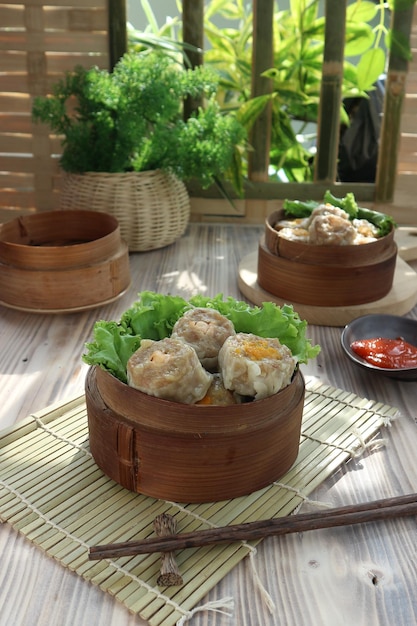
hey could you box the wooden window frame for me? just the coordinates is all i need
[180,0,415,207]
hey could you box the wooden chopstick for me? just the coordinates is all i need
[88,493,417,560]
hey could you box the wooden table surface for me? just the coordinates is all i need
[1,222,417,626]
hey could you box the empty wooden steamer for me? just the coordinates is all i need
[258,210,397,307]
[0,210,130,312]
[85,365,305,503]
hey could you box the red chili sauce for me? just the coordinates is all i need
[350,337,417,369]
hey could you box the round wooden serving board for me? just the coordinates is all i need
[238,252,417,327]
[395,226,417,261]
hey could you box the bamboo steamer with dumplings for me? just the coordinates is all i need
[258,208,397,307]
[85,365,305,503]
[84,294,318,503]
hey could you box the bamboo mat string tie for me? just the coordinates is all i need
[302,430,385,460]
[244,544,276,614]
[166,501,220,528]
[31,414,92,457]
[350,428,387,459]
[272,482,333,511]
[378,410,399,428]
[175,597,235,626]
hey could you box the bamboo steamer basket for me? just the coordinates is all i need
[85,365,305,503]
[258,210,397,307]
[0,210,130,313]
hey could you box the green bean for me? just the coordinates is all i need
[356,207,396,237]
[282,190,396,237]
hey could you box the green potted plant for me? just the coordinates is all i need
[32,50,246,251]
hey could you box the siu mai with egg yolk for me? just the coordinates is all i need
[219,333,297,400]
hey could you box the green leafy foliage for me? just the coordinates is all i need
[127,0,415,184]
[356,48,386,91]
[200,0,393,182]
[32,50,246,191]
[83,291,320,383]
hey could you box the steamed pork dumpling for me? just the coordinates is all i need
[352,218,379,243]
[308,213,356,245]
[305,203,350,224]
[276,203,383,245]
[196,373,238,406]
[219,333,296,400]
[274,217,309,243]
[171,307,236,371]
[127,338,212,404]
[306,204,356,245]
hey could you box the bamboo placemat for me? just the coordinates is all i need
[0,377,398,626]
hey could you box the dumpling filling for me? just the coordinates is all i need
[171,307,236,371]
[127,338,212,404]
[218,333,297,400]
[275,204,378,245]
[196,374,238,406]
[308,213,357,245]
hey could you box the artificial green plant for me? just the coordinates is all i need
[32,50,246,193]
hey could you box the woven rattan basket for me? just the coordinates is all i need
[60,170,191,252]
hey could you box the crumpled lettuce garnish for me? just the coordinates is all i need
[83,291,320,383]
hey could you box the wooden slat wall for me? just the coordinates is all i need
[190,4,417,226]
[393,2,417,220]
[0,0,109,222]
[1,3,416,226]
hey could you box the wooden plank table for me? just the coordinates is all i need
[1,222,417,626]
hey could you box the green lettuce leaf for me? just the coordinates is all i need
[83,321,141,383]
[188,295,319,364]
[121,290,189,338]
[82,291,320,382]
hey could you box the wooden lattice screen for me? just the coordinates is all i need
[0,1,109,222]
[1,2,416,225]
